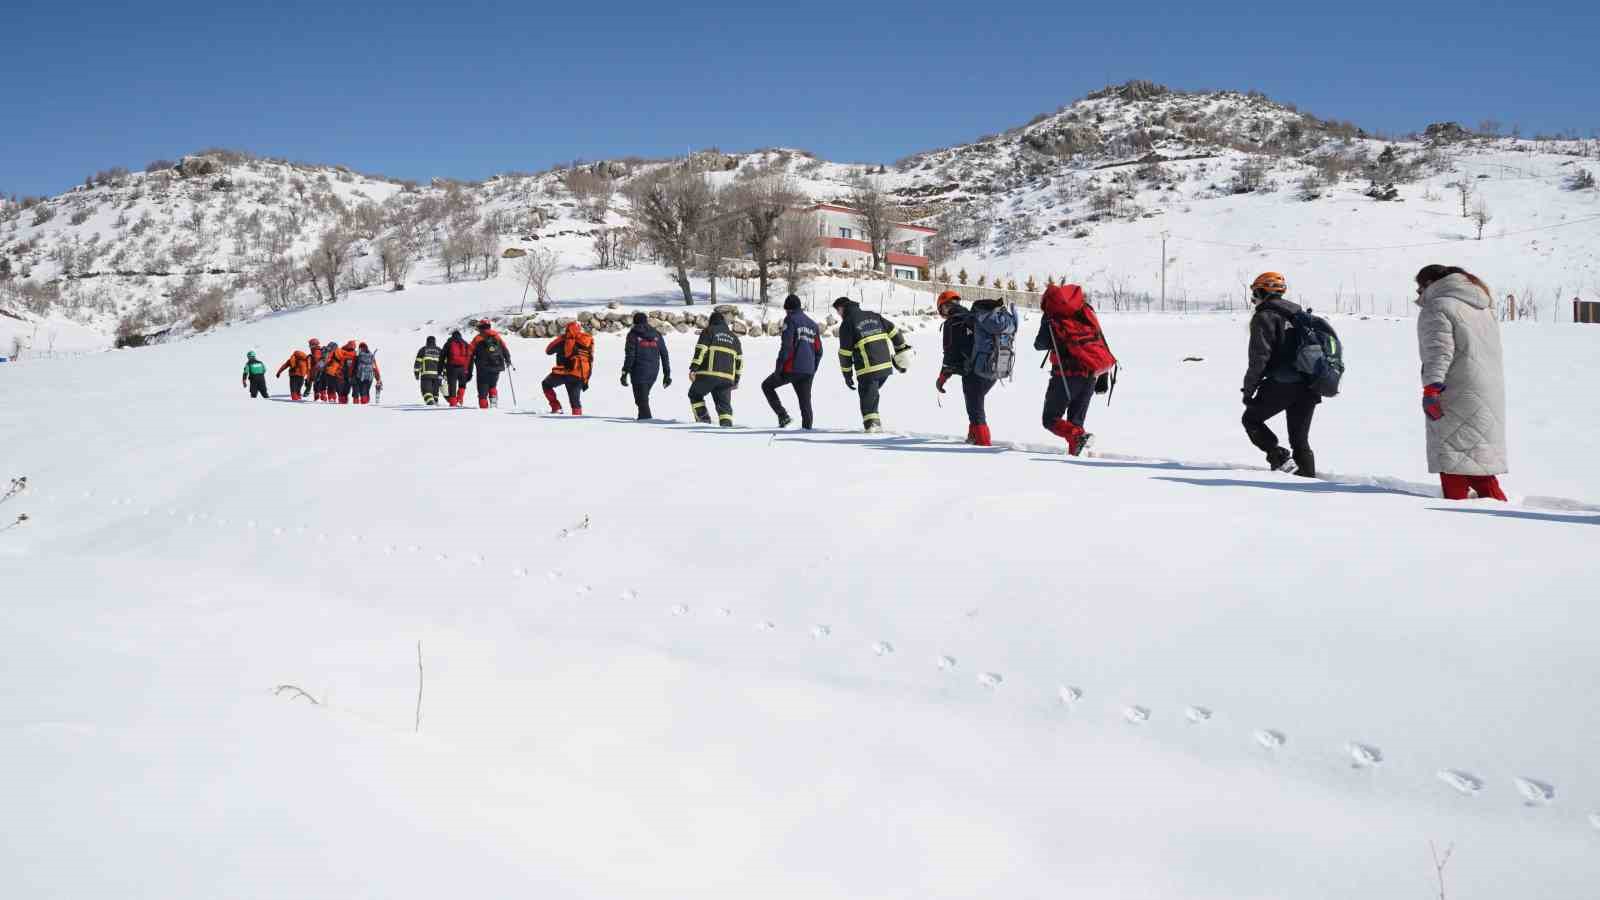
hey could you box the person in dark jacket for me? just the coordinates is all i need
[1240,271,1318,476]
[350,342,383,405]
[440,330,472,407]
[242,351,269,399]
[1035,283,1116,456]
[762,295,822,429]
[688,311,742,426]
[466,320,513,409]
[414,336,443,405]
[935,290,1004,446]
[621,312,672,419]
[833,297,911,433]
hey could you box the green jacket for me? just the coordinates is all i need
[243,359,266,378]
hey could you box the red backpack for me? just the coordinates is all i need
[1042,284,1116,376]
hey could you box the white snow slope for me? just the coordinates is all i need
[4,261,1599,900]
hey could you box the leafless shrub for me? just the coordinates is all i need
[625,168,714,305]
[774,209,824,295]
[514,246,563,311]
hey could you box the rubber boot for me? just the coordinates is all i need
[478,395,490,409]
[544,388,562,414]
[572,407,583,416]
[972,424,992,447]
[1048,419,1087,455]
[964,425,976,445]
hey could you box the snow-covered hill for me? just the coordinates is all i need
[3,81,1599,357]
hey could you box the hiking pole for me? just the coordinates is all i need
[505,367,519,409]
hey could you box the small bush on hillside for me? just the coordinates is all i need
[69,208,91,226]
[1568,168,1596,191]
[31,206,55,226]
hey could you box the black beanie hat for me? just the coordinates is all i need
[783,294,801,311]
[633,311,648,325]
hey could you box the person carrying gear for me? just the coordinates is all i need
[276,347,312,401]
[319,337,339,401]
[1240,272,1318,476]
[306,338,325,400]
[621,312,671,420]
[242,351,269,398]
[320,341,356,404]
[687,310,742,426]
[832,297,911,433]
[467,319,514,409]
[541,321,593,414]
[350,342,382,405]
[413,336,444,405]
[936,289,1010,447]
[763,294,822,429]
[440,329,472,407]
[1036,283,1116,457]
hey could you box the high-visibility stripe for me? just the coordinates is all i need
[718,414,734,423]
[691,401,706,410]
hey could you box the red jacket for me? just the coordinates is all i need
[1038,284,1116,377]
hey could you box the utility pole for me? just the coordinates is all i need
[1160,231,1169,313]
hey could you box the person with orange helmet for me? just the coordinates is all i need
[1035,283,1115,456]
[542,321,593,414]
[319,340,357,404]
[1241,271,1318,476]
[936,289,1015,447]
[305,338,324,400]
[275,346,313,401]
[466,319,514,409]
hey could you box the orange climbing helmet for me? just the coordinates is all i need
[1251,272,1287,295]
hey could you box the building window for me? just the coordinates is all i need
[839,227,853,239]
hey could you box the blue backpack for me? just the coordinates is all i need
[1290,310,1344,397]
[967,305,1018,381]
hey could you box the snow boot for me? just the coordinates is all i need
[964,425,977,445]
[864,420,883,434]
[572,407,582,416]
[777,412,792,429]
[544,388,562,414]
[478,396,490,409]
[1267,447,1298,474]
[1048,419,1091,456]
[972,424,992,447]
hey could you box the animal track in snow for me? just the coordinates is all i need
[407,544,421,553]
[977,671,1004,689]
[1588,813,1600,831]
[1184,706,1213,724]
[756,620,776,632]
[546,569,562,580]
[1514,777,1555,805]
[434,553,449,562]
[469,553,484,565]
[670,604,689,617]
[1437,770,1483,796]
[1058,685,1083,705]
[872,641,895,656]
[575,585,592,596]
[810,624,831,639]
[1123,705,1150,724]
[716,607,732,617]
[511,567,528,577]
[619,589,638,602]
[1347,743,1383,768]
[936,655,957,671]
[1254,729,1287,750]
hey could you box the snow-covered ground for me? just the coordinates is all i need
[5,259,1599,899]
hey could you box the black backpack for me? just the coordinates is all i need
[1290,310,1344,397]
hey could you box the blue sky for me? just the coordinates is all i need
[3,0,1595,197]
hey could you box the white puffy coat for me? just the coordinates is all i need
[1416,273,1507,475]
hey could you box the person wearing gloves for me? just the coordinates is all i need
[762,294,822,429]
[832,296,911,433]
[687,311,743,426]
[621,312,671,420]
[1415,264,1509,500]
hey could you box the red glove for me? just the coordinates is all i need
[936,371,951,394]
[1422,383,1445,421]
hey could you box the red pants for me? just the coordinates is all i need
[1440,473,1507,501]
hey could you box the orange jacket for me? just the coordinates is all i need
[322,346,355,378]
[545,322,594,382]
[277,350,311,378]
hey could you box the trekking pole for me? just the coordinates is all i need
[505,367,519,409]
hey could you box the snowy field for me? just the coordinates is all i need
[4,268,1599,899]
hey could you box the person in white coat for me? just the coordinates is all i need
[1415,265,1508,501]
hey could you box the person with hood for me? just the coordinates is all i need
[350,342,382,405]
[687,310,742,426]
[832,297,911,433]
[413,336,443,405]
[1240,272,1318,476]
[621,312,671,420]
[936,289,1007,446]
[317,340,357,404]
[305,338,325,400]
[541,320,593,414]
[762,295,822,429]
[276,346,312,401]
[467,319,514,409]
[319,337,339,401]
[1415,264,1508,500]
[242,351,269,399]
[1035,283,1116,456]
[440,329,472,407]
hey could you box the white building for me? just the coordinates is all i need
[803,203,937,280]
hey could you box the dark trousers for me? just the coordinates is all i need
[288,374,304,399]
[1242,380,1319,476]
[248,374,269,398]
[961,375,995,426]
[445,366,468,401]
[1042,374,1094,430]
[419,375,441,404]
[332,377,350,403]
[762,372,814,428]
[542,373,583,410]
[857,371,889,426]
[352,378,373,402]
[477,369,503,406]
[629,372,658,419]
[688,376,734,425]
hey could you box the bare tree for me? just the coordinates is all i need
[733,176,801,303]
[1470,198,1493,239]
[378,235,413,289]
[308,226,355,303]
[924,229,953,278]
[773,208,823,295]
[625,168,714,305]
[253,253,301,310]
[565,168,616,223]
[515,246,563,311]
[848,174,895,273]
[695,185,744,303]
[1456,178,1473,217]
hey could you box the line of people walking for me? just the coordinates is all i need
[246,263,1510,502]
